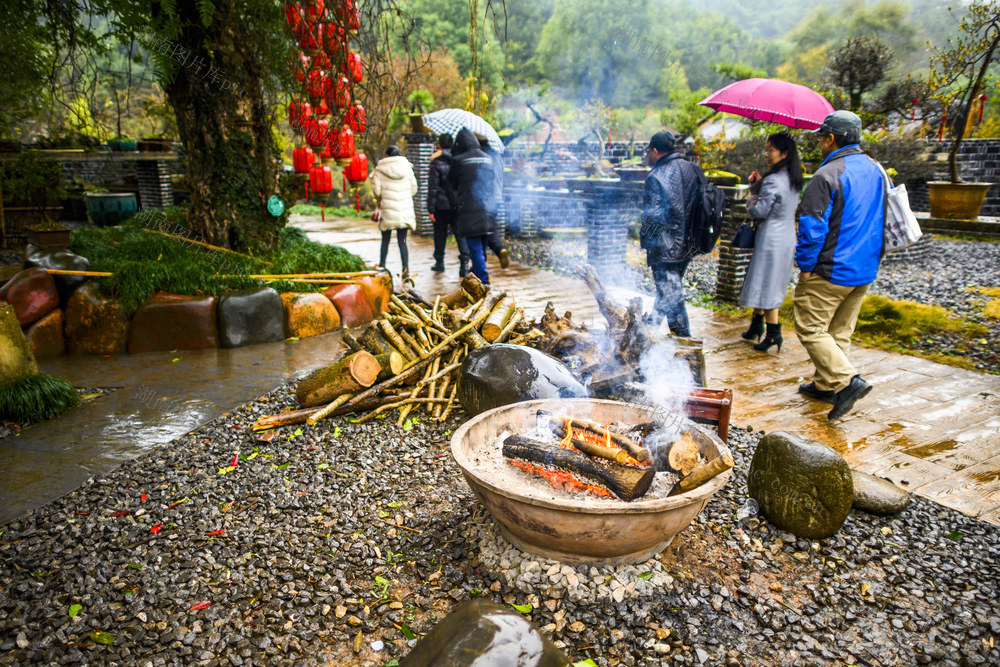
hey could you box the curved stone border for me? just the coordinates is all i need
[1,266,391,358]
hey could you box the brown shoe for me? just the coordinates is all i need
[499,248,510,269]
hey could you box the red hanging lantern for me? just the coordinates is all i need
[294,53,310,83]
[912,96,918,122]
[309,164,334,220]
[344,151,369,212]
[323,25,347,65]
[309,49,331,71]
[978,93,989,126]
[293,146,316,174]
[300,22,323,55]
[307,69,331,105]
[338,0,360,32]
[313,97,330,118]
[939,114,947,143]
[331,75,351,108]
[304,118,329,150]
[303,0,325,23]
[288,101,312,133]
[334,126,355,165]
[346,52,363,83]
[285,3,305,34]
[346,103,366,133]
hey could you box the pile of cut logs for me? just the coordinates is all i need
[252,274,522,432]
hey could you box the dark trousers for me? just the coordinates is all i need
[465,235,490,284]
[379,229,408,271]
[487,232,504,257]
[650,260,691,337]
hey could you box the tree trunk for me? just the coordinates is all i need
[949,32,1000,184]
[156,0,286,251]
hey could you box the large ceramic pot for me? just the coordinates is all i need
[928,181,993,220]
[84,192,138,226]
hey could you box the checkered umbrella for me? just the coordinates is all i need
[422,108,504,153]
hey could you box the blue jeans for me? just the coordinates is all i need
[650,260,690,336]
[464,235,490,284]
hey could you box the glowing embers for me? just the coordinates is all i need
[508,460,615,499]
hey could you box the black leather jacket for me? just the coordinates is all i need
[639,152,702,264]
[446,128,499,237]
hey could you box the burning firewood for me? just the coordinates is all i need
[666,432,702,477]
[548,413,650,463]
[502,435,655,501]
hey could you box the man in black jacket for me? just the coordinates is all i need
[427,133,469,274]
[447,128,498,284]
[478,137,511,270]
[638,130,703,337]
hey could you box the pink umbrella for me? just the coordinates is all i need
[698,78,835,130]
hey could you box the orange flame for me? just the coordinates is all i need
[568,425,648,467]
[508,460,614,499]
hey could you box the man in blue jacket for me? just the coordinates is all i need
[794,110,885,420]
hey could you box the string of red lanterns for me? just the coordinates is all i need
[285,0,367,213]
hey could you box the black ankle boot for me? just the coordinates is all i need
[753,322,782,352]
[741,313,765,342]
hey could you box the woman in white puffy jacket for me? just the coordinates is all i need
[371,145,418,277]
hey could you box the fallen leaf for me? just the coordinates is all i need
[68,604,82,618]
[352,630,363,653]
[388,501,403,508]
[206,530,227,537]
[140,492,147,503]
[860,583,870,596]
[172,358,180,363]
[292,428,303,438]
[637,572,653,581]
[74,511,89,516]
[317,463,329,470]
[89,631,114,645]
[880,526,892,536]
[111,511,131,518]
[246,451,259,461]
[397,622,417,639]
[379,511,390,518]
[573,661,599,667]
[333,426,341,438]
[150,524,163,534]
[275,462,291,471]
[509,602,532,614]
[402,419,413,431]
[257,430,277,443]
[945,531,963,541]
[220,501,234,513]
[128,563,143,570]
[80,393,103,401]
[230,453,240,467]
[167,497,189,509]
[190,601,212,610]
[286,336,300,342]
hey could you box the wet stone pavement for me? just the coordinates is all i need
[0,214,997,665]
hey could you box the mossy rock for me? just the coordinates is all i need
[852,470,911,514]
[0,303,38,385]
[748,431,853,539]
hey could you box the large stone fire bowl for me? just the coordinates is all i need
[450,398,733,565]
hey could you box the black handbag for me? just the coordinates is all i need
[731,222,756,249]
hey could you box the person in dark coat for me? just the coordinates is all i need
[638,130,704,337]
[478,137,510,270]
[447,128,497,284]
[426,133,469,274]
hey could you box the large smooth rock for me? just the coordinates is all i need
[852,470,911,514]
[0,267,60,326]
[128,293,218,354]
[458,343,588,417]
[217,287,284,348]
[0,303,38,384]
[323,283,373,329]
[25,309,65,358]
[64,282,129,355]
[24,248,91,303]
[281,292,340,339]
[355,273,392,316]
[748,431,853,539]
[401,599,569,667]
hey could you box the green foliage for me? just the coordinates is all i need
[854,294,988,343]
[0,373,80,423]
[712,62,767,82]
[825,36,895,112]
[0,153,65,206]
[68,210,364,315]
[289,204,369,218]
[862,131,936,183]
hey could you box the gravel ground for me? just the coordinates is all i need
[2,382,998,666]
[506,235,1000,373]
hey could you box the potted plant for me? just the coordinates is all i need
[925,1,1000,219]
[26,217,71,248]
[107,136,137,152]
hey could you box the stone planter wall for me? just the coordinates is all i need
[1,262,388,359]
[715,186,753,305]
[906,138,1000,218]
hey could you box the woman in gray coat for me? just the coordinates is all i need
[738,132,803,352]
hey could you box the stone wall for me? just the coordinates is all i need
[715,186,753,305]
[586,184,643,274]
[906,138,1000,217]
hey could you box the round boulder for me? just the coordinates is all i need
[401,599,568,667]
[0,303,38,385]
[457,343,588,417]
[24,248,91,303]
[748,431,853,539]
[852,470,911,514]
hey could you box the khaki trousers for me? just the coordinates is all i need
[793,275,870,393]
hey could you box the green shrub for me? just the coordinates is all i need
[0,373,79,423]
[69,209,365,314]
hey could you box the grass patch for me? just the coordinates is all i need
[289,203,369,218]
[854,294,987,343]
[984,299,1000,319]
[0,373,79,423]
[689,293,747,317]
[69,210,365,315]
